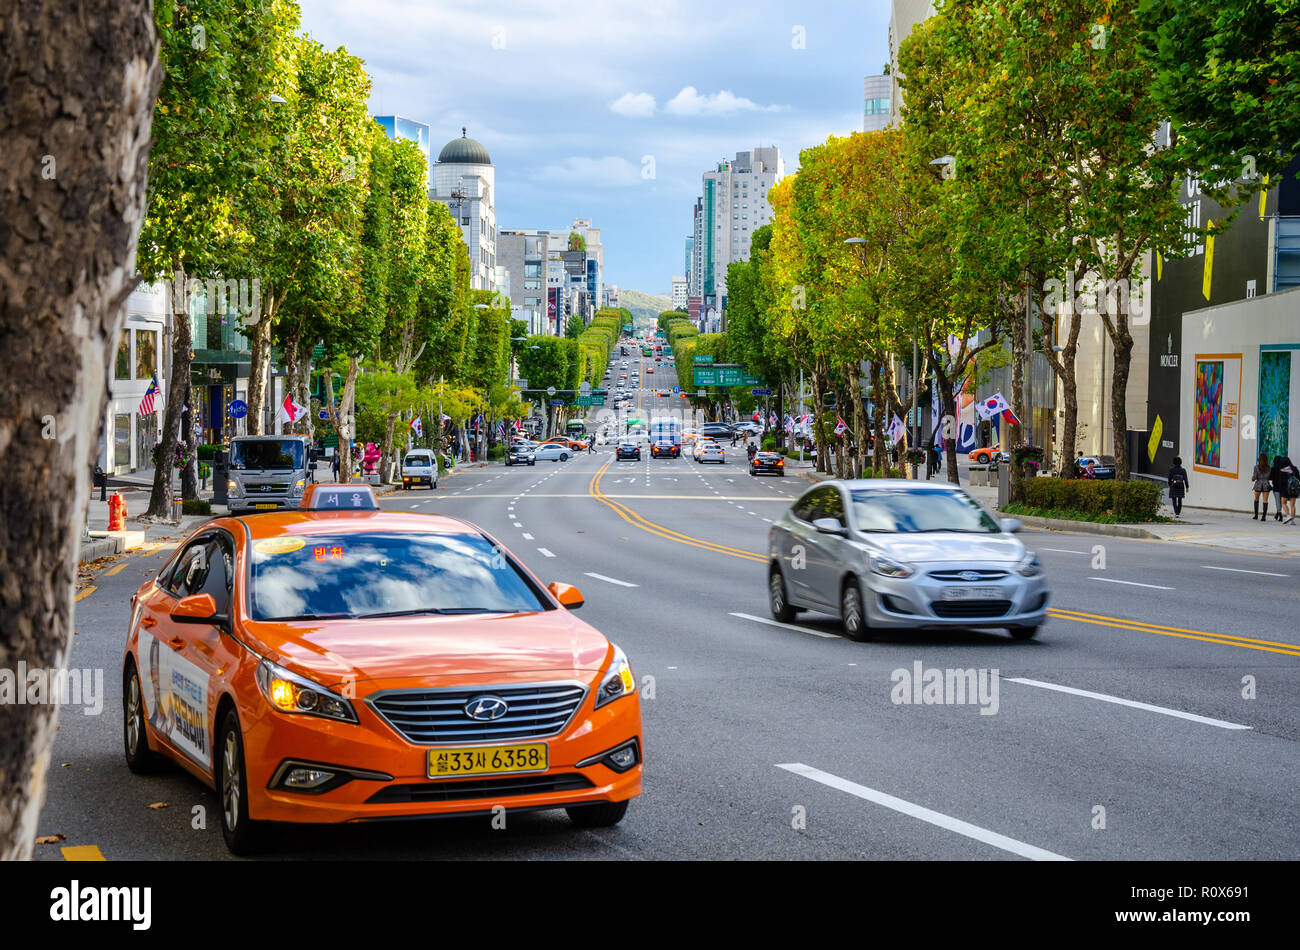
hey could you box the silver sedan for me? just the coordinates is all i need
[767,480,1049,640]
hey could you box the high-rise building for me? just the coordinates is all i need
[373,115,432,189]
[497,230,549,334]
[863,75,891,132]
[498,222,604,331]
[603,284,620,309]
[431,128,497,291]
[689,198,704,299]
[671,276,688,310]
[693,147,785,323]
[888,0,937,126]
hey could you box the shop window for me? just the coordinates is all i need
[115,330,131,380]
[134,328,157,380]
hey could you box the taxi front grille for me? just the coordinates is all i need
[366,773,594,804]
[368,683,588,744]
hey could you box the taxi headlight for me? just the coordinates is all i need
[255,659,358,723]
[1017,553,1043,577]
[593,644,636,710]
[869,552,915,578]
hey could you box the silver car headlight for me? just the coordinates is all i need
[227,479,242,497]
[869,552,915,578]
[255,658,358,723]
[290,478,306,496]
[1017,553,1043,577]
[593,644,636,710]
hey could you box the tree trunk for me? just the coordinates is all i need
[180,373,198,500]
[870,362,887,476]
[337,357,360,479]
[284,331,301,435]
[848,362,867,479]
[245,308,274,434]
[1108,317,1134,480]
[942,387,961,486]
[0,0,159,860]
[1008,283,1028,498]
[146,271,191,518]
[810,371,828,473]
[382,408,398,485]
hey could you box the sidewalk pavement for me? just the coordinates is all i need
[799,467,1300,557]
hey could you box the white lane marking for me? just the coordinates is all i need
[1040,547,1086,555]
[762,518,773,523]
[522,533,534,540]
[537,547,556,558]
[583,572,639,588]
[1202,565,1289,578]
[513,522,523,528]
[1088,577,1174,590]
[776,763,1071,862]
[729,612,837,638]
[1007,677,1251,731]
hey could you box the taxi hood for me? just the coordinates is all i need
[246,609,610,686]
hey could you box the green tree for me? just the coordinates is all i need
[1138,0,1300,206]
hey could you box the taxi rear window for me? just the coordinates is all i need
[248,532,547,621]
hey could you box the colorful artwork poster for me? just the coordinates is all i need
[1193,354,1241,477]
[1258,349,1293,463]
[140,631,210,768]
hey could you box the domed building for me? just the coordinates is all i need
[431,128,497,291]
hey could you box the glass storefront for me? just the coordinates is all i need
[135,328,157,381]
[114,414,131,473]
[136,412,157,472]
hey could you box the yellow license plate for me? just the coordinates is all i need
[254,503,276,509]
[427,743,548,778]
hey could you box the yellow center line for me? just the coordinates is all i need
[589,459,766,562]
[74,586,97,602]
[104,562,127,577]
[61,844,106,861]
[1047,608,1300,657]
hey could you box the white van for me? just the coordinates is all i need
[401,449,438,490]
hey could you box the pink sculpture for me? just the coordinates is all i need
[362,442,381,474]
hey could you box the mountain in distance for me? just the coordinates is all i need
[619,288,675,328]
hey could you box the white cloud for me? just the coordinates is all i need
[534,156,646,187]
[664,86,787,116]
[610,92,656,117]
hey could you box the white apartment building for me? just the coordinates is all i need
[671,276,688,310]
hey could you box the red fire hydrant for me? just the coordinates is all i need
[107,492,126,531]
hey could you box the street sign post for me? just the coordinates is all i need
[751,388,772,396]
[228,399,248,419]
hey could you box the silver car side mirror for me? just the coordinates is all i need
[1000,518,1023,533]
[812,517,848,537]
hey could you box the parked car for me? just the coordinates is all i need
[401,449,439,489]
[767,480,1049,641]
[967,445,1009,465]
[700,423,734,439]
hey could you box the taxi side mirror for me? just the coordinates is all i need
[171,593,230,630]
[548,582,585,610]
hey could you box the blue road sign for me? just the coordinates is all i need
[228,399,247,419]
[751,388,772,396]
[318,409,330,420]
[672,386,680,395]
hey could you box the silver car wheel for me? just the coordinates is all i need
[125,672,141,756]
[222,730,240,832]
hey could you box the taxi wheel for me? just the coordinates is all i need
[123,663,166,774]
[840,577,872,642]
[217,709,265,855]
[976,453,990,465]
[566,800,628,828]
[769,567,796,623]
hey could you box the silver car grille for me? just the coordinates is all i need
[928,569,1009,581]
[368,682,588,744]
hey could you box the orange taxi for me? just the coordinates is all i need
[542,435,587,451]
[121,484,642,853]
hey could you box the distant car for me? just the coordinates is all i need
[616,442,641,461]
[401,449,438,490]
[700,423,733,439]
[505,444,536,466]
[967,445,1009,465]
[534,443,573,462]
[650,440,680,459]
[695,441,726,464]
[542,436,586,451]
[734,421,763,436]
[1074,456,1116,479]
[750,451,785,477]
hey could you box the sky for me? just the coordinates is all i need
[298,0,893,295]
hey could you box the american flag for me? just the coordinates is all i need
[138,376,160,415]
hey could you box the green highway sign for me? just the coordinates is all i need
[743,375,762,386]
[693,355,714,364]
[577,395,605,406]
[693,368,717,386]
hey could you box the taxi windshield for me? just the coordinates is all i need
[249,532,547,621]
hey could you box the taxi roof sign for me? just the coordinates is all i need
[299,483,379,511]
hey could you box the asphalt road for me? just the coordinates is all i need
[36,351,1300,861]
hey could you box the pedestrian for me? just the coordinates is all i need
[94,463,107,502]
[1081,460,1097,480]
[330,451,340,482]
[588,437,595,454]
[1166,455,1189,517]
[732,430,738,447]
[1252,451,1273,520]
[1272,452,1299,525]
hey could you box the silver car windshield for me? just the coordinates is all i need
[850,488,1000,534]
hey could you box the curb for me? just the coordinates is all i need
[79,537,124,564]
[1008,514,1159,539]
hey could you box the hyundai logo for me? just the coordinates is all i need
[959,571,982,582]
[465,696,509,721]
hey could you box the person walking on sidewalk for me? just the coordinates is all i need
[1271,453,1299,524]
[1166,456,1189,517]
[1252,452,1273,520]
[330,451,340,482]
